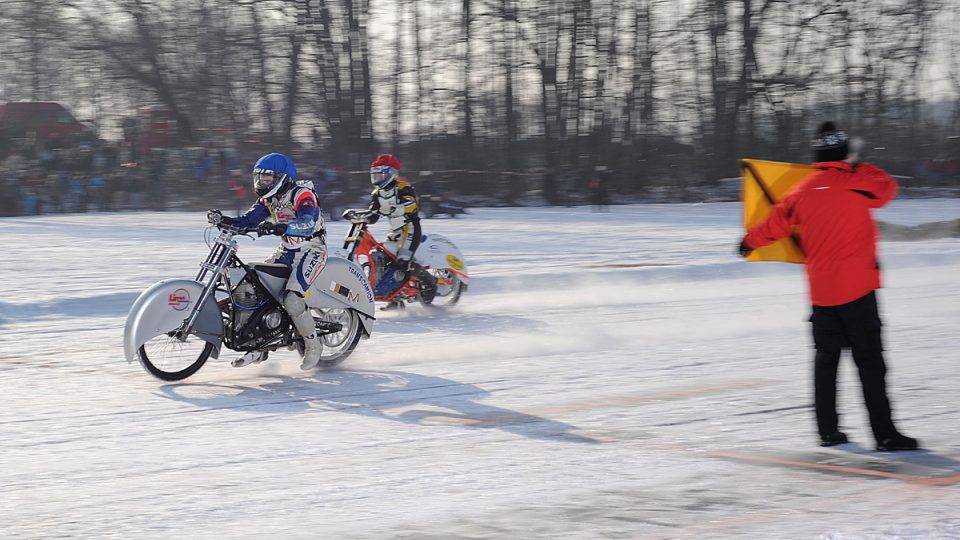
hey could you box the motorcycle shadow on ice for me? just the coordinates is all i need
[0,291,140,328]
[158,369,600,444]
[372,310,544,336]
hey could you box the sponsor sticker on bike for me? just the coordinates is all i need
[446,255,465,271]
[348,264,375,303]
[168,288,191,311]
[304,251,327,284]
[330,281,361,304]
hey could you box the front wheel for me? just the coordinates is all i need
[422,268,464,308]
[310,307,363,368]
[138,333,215,381]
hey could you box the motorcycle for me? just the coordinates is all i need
[123,217,376,381]
[341,209,470,309]
[419,194,467,219]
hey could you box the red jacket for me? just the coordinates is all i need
[744,161,898,306]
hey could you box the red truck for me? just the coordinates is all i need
[122,105,179,157]
[0,101,96,147]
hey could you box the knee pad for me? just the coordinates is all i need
[283,290,308,317]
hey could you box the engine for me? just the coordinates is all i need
[231,278,287,349]
[371,251,406,296]
[369,251,388,285]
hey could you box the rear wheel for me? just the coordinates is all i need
[423,268,464,308]
[138,333,214,381]
[310,307,363,368]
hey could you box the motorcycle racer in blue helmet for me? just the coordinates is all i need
[207,152,327,370]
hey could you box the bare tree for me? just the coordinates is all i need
[1,0,955,197]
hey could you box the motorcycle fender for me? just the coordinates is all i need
[416,233,470,281]
[306,257,376,337]
[123,279,224,363]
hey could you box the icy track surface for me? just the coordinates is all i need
[2,200,959,540]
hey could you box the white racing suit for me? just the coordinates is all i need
[235,180,327,369]
[368,179,436,302]
[369,178,422,261]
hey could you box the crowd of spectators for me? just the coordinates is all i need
[0,140,182,216]
[5,137,953,219]
[0,139,362,218]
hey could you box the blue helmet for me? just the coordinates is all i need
[252,152,297,198]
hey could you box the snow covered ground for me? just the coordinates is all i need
[2,199,959,539]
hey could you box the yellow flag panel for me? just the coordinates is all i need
[740,159,814,264]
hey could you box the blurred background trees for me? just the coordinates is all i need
[1,0,958,204]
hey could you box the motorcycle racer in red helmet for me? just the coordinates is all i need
[366,154,437,308]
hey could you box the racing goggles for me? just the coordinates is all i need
[370,165,397,190]
[253,168,280,193]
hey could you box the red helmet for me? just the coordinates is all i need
[371,154,401,171]
[370,154,402,192]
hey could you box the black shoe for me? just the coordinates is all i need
[876,434,919,452]
[419,283,437,304]
[379,301,402,311]
[413,265,438,304]
[819,431,849,447]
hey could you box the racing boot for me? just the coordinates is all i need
[284,292,323,370]
[298,333,323,370]
[413,263,438,304]
[232,350,268,368]
[380,301,404,311]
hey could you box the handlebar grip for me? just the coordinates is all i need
[343,209,376,224]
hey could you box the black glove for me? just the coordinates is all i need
[257,221,286,237]
[365,212,380,224]
[738,237,753,258]
[208,209,237,227]
[396,257,411,271]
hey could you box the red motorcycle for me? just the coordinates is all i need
[341,210,469,308]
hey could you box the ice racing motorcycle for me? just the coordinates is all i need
[341,209,469,309]
[123,218,376,381]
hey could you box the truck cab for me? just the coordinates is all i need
[0,101,97,148]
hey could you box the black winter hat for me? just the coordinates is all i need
[812,121,849,162]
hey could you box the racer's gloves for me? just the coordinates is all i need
[738,236,753,258]
[257,221,286,237]
[207,209,236,227]
[343,209,378,224]
[396,258,411,271]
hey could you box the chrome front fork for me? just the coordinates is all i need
[178,232,237,339]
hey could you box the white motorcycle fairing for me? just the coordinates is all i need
[414,233,470,280]
[305,256,376,337]
[123,278,224,363]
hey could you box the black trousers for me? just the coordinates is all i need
[810,291,898,442]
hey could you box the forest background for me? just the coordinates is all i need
[2,0,959,205]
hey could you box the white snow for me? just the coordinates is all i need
[2,199,959,539]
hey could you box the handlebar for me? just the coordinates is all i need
[343,208,375,225]
[206,209,255,235]
[210,221,246,235]
[216,223,253,236]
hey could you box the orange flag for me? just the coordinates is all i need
[740,159,814,264]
